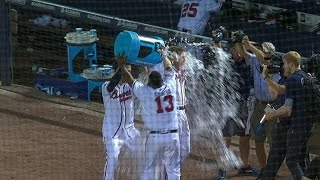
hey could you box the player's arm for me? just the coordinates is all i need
[116,53,135,85]
[163,55,173,71]
[163,55,176,84]
[106,68,121,93]
[207,0,223,13]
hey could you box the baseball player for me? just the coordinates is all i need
[117,54,180,180]
[148,47,190,180]
[167,46,190,166]
[177,0,223,35]
[101,64,140,180]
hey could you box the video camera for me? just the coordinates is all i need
[229,30,246,46]
[212,26,246,51]
[212,26,228,43]
[212,26,245,45]
[260,54,283,74]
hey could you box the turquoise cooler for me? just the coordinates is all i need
[114,31,165,67]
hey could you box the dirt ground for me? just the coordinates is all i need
[0,85,301,180]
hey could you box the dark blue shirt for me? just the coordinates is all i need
[273,77,291,127]
[285,70,313,130]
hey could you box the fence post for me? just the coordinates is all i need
[0,0,13,86]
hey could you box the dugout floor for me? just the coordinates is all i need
[0,85,317,180]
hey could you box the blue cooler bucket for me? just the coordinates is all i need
[114,31,165,67]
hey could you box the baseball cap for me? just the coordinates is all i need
[261,42,275,54]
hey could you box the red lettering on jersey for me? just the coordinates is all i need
[180,3,199,18]
[110,89,118,99]
[110,89,132,102]
[155,95,174,113]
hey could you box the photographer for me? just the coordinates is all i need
[233,36,280,176]
[263,51,313,180]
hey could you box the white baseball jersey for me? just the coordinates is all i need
[132,70,178,131]
[177,0,222,35]
[151,63,186,106]
[151,63,186,107]
[101,82,134,138]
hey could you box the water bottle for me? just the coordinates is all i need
[113,30,165,67]
[91,64,98,72]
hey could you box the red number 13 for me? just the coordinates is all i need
[155,95,174,113]
[181,3,199,18]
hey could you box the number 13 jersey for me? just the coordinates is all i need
[133,70,178,131]
[177,0,222,35]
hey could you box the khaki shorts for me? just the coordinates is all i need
[250,102,276,143]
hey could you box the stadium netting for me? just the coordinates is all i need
[2,0,320,179]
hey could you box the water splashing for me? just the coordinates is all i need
[117,41,244,178]
[183,42,243,170]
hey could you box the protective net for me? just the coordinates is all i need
[2,0,320,179]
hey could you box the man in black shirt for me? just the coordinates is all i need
[259,75,290,180]
[264,51,313,180]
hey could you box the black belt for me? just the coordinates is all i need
[150,129,178,134]
[177,105,186,110]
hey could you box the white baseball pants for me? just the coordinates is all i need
[178,110,190,166]
[140,132,180,180]
[103,128,139,180]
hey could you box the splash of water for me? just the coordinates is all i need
[116,42,244,178]
[183,42,243,170]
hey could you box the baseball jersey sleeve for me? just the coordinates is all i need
[101,81,112,105]
[132,80,146,99]
[205,0,222,12]
[102,81,111,97]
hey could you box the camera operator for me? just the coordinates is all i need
[261,55,313,180]
[262,51,314,180]
[233,36,281,176]
[258,64,289,180]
